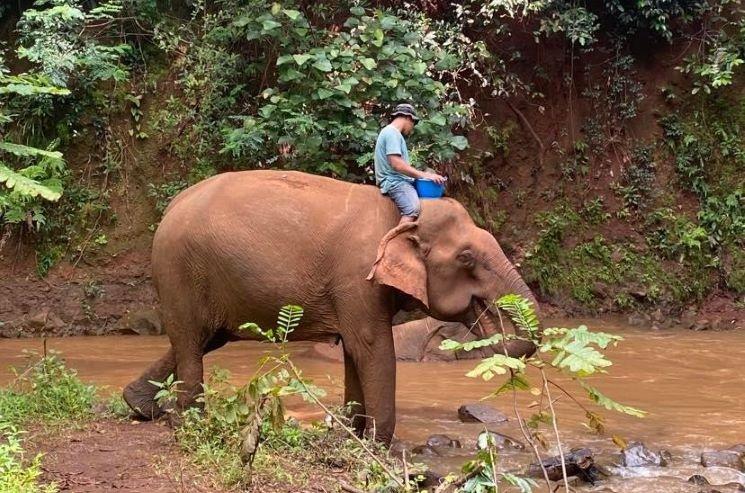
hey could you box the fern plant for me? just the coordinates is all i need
[0,65,68,227]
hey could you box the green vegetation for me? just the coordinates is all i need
[151,305,407,491]
[0,351,96,427]
[0,423,57,493]
[0,350,99,493]
[522,203,717,311]
[440,295,642,492]
[0,302,638,492]
[0,0,743,315]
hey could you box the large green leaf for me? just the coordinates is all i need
[0,77,70,96]
[495,294,540,334]
[439,333,504,352]
[0,142,64,162]
[466,354,526,381]
[0,163,62,201]
[543,326,622,349]
[581,382,647,417]
[547,340,612,375]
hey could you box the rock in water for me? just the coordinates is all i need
[527,448,601,484]
[457,404,508,424]
[477,431,525,451]
[702,450,745,471]
[425,434,461,448]
[411,445,440,456]
[621,442,668,467]
[727,445,745,455]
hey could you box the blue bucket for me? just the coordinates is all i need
[415,179,445,199]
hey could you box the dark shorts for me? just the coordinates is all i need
[386,181,421,218]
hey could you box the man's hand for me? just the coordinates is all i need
[389,155,447,184]
[421,171,447,185]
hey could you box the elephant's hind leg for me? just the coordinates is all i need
[123,348,176,419]
[343,347,366,437]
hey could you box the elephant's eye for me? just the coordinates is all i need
[457,250,476,270]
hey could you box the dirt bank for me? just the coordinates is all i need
[28,419,214,492]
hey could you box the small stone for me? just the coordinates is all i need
[688,474,711,486]
[527,448,600,484]
[621,442,667,467]
[692,319,712,331]
[477,431,525,451]
[701,451,745,471]
[457,404,509,424]
[411,445,440,456]
[412,469,443,489]
[425,434,461,448]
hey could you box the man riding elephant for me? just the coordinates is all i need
[123,170,538,444]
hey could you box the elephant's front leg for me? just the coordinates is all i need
[343,323,397,444]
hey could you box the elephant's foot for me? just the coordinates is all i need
[123,378,164,420]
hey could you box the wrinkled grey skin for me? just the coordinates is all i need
[123,170,538,444]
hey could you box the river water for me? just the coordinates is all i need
[1,318,744,492]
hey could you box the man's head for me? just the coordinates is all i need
[390,103,419,136]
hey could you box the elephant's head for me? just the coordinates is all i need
[368,198,538,358]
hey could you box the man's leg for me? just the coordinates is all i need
[388,182,421,224]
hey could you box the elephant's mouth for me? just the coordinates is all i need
[471,298,501,339]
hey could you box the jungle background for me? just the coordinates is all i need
[1,0,743,337]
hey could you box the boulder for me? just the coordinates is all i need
[681,309,698,329]
[311,317,491,362]
[24,308,65,333]
[621,442,668,467]
[702,451,745,472]
[114,309,162,335]
[692,318,712,331]
[457,404,508,424]
[727,445,745,455]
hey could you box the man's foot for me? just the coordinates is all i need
[398,215,417,225]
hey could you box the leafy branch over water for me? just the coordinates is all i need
[439,294,646,492]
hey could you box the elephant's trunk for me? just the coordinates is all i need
[474,299,537,359]
[479,253,540,359]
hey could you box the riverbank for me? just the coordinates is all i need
[1,249,742,340]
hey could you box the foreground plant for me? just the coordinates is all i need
[440,294,645,492]
[0,350,96,493]
[0,349,97,427]
[0,423,57,493]
[169,305,409,491]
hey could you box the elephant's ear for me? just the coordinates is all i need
[366,222,429,307]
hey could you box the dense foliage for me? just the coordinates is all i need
[0,0,742,313]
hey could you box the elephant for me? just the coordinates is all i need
[123,170,538,444]
[312,317,501,362]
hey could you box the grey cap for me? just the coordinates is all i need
[390,103,419,123]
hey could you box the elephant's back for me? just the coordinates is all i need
[151,170,396,326]
[164,170,383,220]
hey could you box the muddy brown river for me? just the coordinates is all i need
[2,319,744,492]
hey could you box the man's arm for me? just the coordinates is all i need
[388,155,446,184]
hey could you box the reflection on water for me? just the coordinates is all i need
[1,319,744,492]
